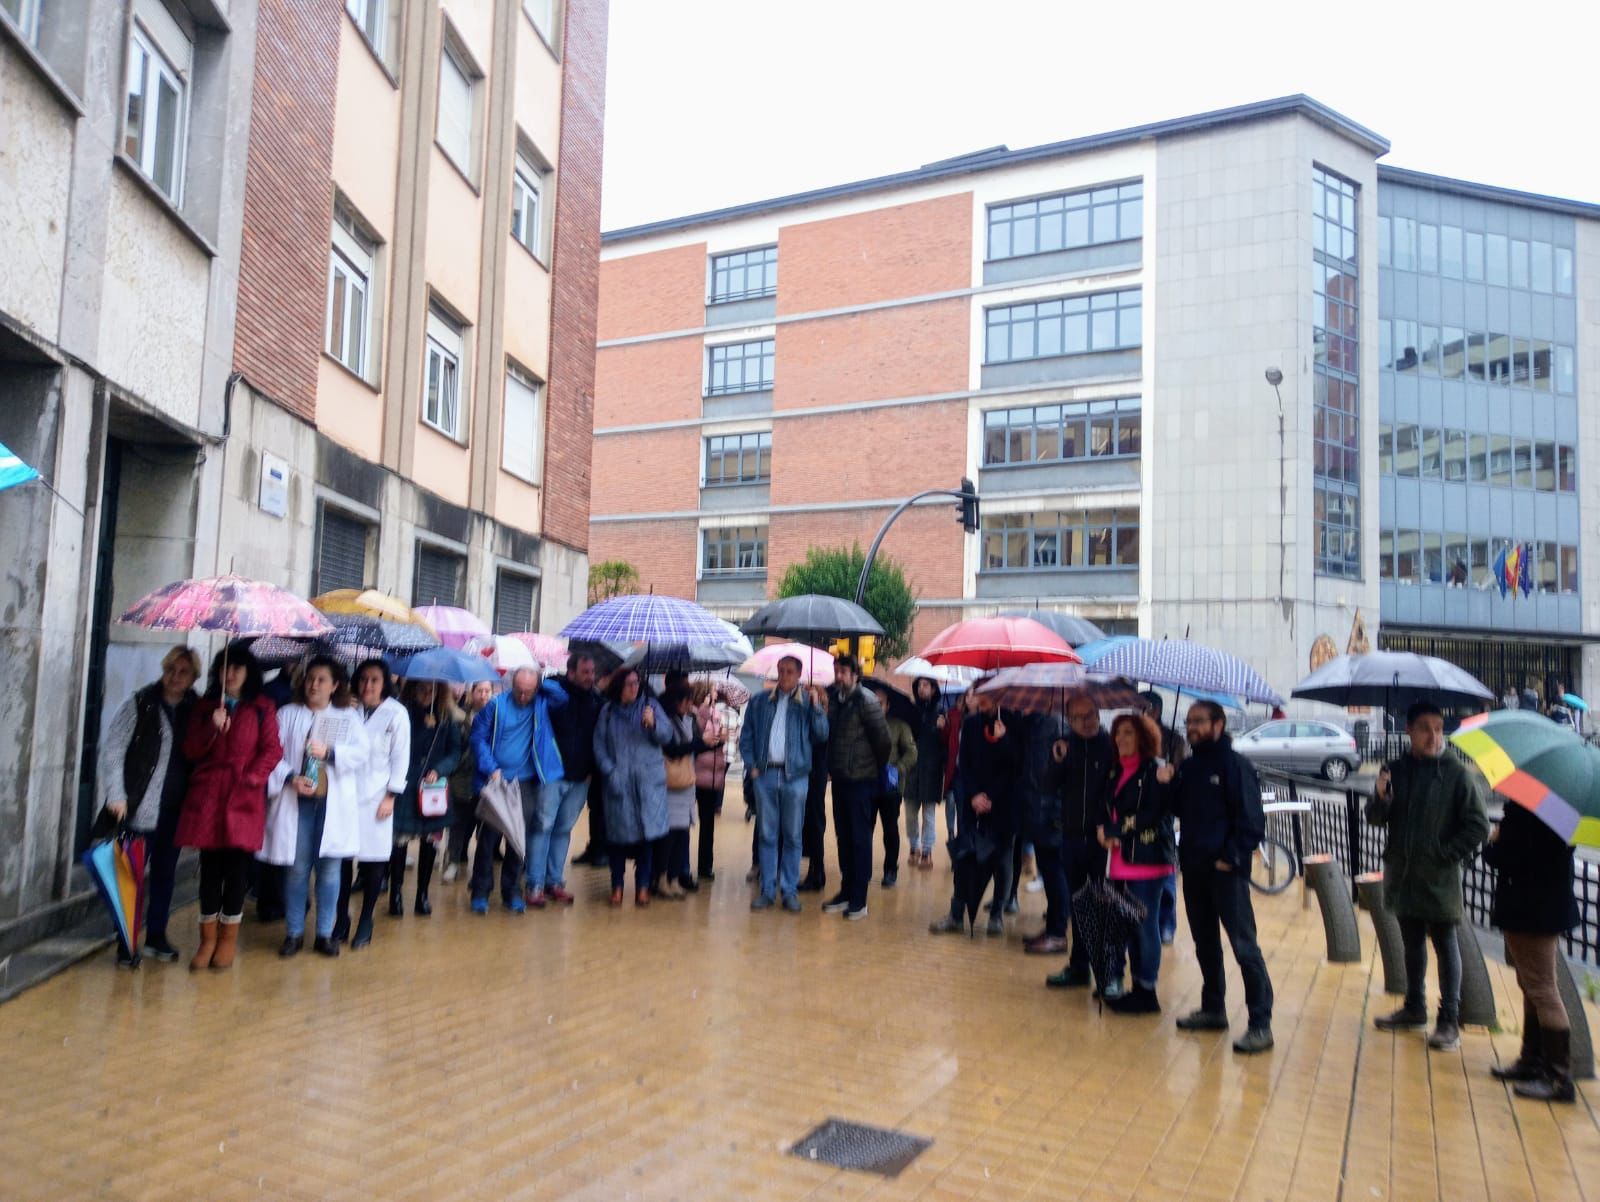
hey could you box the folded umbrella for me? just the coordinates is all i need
[81,832,147,963]
[951,825,1005,937]
[476,775,526,862]
[1070,869,1147,1010]
[1450,710,1600,847]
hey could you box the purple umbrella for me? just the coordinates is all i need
[415,604,492,650]
[560,593,731,645]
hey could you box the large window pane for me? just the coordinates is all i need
[1440,225,1463,278]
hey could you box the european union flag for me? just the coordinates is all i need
[1493,544,1509,598]
[1518,542,1534,597]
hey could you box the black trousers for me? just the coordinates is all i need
[695,784,722,877]
[1032,839,1070,938]
[1182,860,1274,1029]
[197,848,252,918]
[832,776,877,911]
[143,821,181,939]
[802,759,828,878]
[446,796,477,863]
[873,790,902,874]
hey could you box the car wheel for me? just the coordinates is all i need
[1322,757,1350,783]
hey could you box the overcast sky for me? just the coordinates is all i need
[599,0,1597,232]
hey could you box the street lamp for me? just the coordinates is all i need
[1266,367,1286,602]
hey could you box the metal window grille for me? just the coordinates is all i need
[493,571,537,635]
[413,544,464,608]
[314,507,369,595]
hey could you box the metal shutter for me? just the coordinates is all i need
[413,545,463,608]
[493,571,537,634]
[315,508,369,594]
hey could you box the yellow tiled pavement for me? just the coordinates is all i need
[2,815,1596,1202]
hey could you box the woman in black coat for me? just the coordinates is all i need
[1482,802,1579,1102]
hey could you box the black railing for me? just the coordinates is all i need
[1257,766,1600,969]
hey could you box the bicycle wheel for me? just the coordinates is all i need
[1249,835,1297,895]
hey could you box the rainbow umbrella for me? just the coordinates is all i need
[81,833,147,962]
[1450,710,1600,847]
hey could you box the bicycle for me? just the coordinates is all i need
[1249,832,1298,894]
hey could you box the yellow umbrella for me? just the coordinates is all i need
[311,589,438,638]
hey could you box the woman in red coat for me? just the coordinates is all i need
[175,643,280,971]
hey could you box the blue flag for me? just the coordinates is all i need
[1492,544,1509,598]
[0,441,41,493]
[1519,543,1534,597]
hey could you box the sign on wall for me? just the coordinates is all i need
[258,451,288,518]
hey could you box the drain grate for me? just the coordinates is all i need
[790,1117,931,1177]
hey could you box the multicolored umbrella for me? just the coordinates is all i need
[119,574,332,637]
[1079,637,1282,706]
[740,642,836,685]
[977,662,1146,715]
[249,613,438,668]
[1449,710,1600,847]
[81,833,146,963]
[917,616,1080,671]
[415,605,492,650]
[561,594,731,644]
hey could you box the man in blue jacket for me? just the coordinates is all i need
[468,666,568,914]
[739,655,828,912]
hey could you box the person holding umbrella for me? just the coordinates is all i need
[97,645,202,963]
[741,656,829,912]
[823,655,892,921]
[592,668,672,906]
[390,679,464,919]
[1100,714,1177,1015]
[866,680,917,889]
[175,643,281,970]
[1044,698,1117,989]
[929,693,1020,937]
[1366,700,1490,1052]
[904,678,948,870]
[533,653,605,905]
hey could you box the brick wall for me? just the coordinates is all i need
[542,0,612,553]
[594,337,703,427]
[774,299,970,411]
[587,518,699,598]
[767,402,968,505]
[597,244,707,341]
[231,0,341,421]
[591,426,702,515]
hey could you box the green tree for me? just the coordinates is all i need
[587,559,640,607]
[776,543,917,662]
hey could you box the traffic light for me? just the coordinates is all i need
[957,476,979,534]
[827,635,875,676]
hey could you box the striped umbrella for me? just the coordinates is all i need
[1078,637,1283,706]
[560,593,731,644]
[415,604,492,650]
[1450,710,1600,847]
[119,574,332,637]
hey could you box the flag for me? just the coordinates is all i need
[1493,545,1510,598]
[0,441,40,493]
[1519,543,1534,597]
[1504,544,1522,599]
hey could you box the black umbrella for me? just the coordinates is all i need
[1291,650,1492,711]
[1070,867,1148,1009]
[998,609,1106,647]
[743,594,883,643]
[951,825,1006,936]
[863,676,917,725]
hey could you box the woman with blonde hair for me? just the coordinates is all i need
[390,678,464,918]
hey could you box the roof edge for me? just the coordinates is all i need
[603,94,1390,245]
[1376,164,1600,220]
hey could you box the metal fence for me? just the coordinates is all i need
[1257,767,1600,970]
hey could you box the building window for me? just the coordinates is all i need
[1383,531,1579,596]
[1378,421,1573,495]
[502,363,542,484]
[982,398,1140,466]
[313,506,371,595]
[123,2,192,205]
[984,288,1141,364]
[706,339,775,395]
[346,0,386,59]
[2,0,41,44]
[981,510,1139,571]
[1313,166,1360,579]
[511,151,548,257]
[436,37,479,181]
[709,246,777,303]
[702,526,767,575]
[986,181,1142,261]
[413,543,464,608]
[493,570,538,634]
[327,205,376,378]
[423,305,465,440]
[524,0,558,46]
[704,432,771,486]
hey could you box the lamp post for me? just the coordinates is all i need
[1266,367,1287,603]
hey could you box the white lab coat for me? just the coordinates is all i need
[356,697,410,862]
[259,703,369,865]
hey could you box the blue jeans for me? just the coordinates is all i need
[754,769,808,900]
[905,799,940,855]
[1123,876,1169,989]
[525,777,590,891]
[286,799,341,939]
[1159,873,1179,941]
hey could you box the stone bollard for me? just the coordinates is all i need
[1454,920,1499,1029]
[1305,854,1361,963]
[1355,872,1406,994]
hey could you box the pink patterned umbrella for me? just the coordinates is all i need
[119,574,331,637]
[414,604,491,650]
[510,632,569,671]
[739,642,835,686]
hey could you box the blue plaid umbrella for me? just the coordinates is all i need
[561,594,731,644]
[1078,637,1283,706]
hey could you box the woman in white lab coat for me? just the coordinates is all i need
[339,658,410,950]
[260,656,368,957]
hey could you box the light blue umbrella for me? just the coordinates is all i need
[0,441,41,492]
[389,646,500,684]
[1562,693,1588,712]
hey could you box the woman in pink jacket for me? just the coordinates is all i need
[691,680,730,884]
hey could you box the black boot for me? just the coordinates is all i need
[415,841,436,916]
[1514,1028,1576,1103]
[332,859,353,943]
[353,863,383,947]
[388,846,406,917]
[1492,1003,1543,1082]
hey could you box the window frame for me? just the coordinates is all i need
[326,205,377,380]
[435,33,480,184]
[978,508,1140,573]
[708,246,778,304]
[345,0,387,61]
[510,149,548,260]
[984,180,1143,263]
[523,0,559,51]
[501,361,543,485]
[422,304,466,441]
[983,288,1142,364]
[312,503,373,597]
[702,431,772,487]
[699,525,768,577]
[493,568,540,635]
[704,338,776,397]
[122,10,191,206]
[2,0,42,44]
[980,398,1141,467]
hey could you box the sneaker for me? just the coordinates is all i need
[546,885,575,905]
[1374,1005,1429,1032]
[1108,985,1161,1015]
[985,915,1004,937]
[750,895,775,911]
[1046,965,1091,989]
[845,905,869,921]
[821,893,850,914]
[1024,934,1067,956]
[470,896,489,915]
[143,934,180,963]
[524,888,547,910]
[441,861,459,883]
[880,871,897,889]
[782,895,802,913]
[1427,1020,1461,1052]
[1176,1009,1230,1031]
[1233,1027,1275,1055]
[929,915,964,935]
[505,894,526,915]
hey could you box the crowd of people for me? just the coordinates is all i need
[97,641,1581,1099]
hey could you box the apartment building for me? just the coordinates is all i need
[591,96,1600,703]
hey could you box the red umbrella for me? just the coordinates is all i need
[917,616,1080,671]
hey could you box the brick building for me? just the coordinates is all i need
[592,96,1600,701]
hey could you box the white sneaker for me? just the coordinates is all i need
[441,861,459,883]
[1025,877,1045,893]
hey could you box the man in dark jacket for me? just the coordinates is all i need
[822,655,891,921]
[930,698,1020,936]
[1366,700,1489,1051]
[1014,711,1067,953]
[1166,700,1275,1054]
[1042,698,1118,988]
[533,653,605,905]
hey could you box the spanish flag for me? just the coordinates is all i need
[1503,543,1522,599]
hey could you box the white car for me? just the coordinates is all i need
[1234,720,1361,782]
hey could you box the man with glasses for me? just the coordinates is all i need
[1043,699,1117,991]
[1162,700,1274,1054]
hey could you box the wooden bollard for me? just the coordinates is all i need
[1305,854,1362,963]
[1355,872,1406,994]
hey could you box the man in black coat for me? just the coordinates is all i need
[551,654,607,876]
[1042,698,1118,990]
[929,697,1020,937]
[1165,700,1274,1054]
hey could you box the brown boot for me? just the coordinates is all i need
[190,916,219,972]
[210,916,241,970]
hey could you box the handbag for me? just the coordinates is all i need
[419,782,450,817]
[665,755,695,790]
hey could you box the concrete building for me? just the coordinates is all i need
[0,0,608,955]
[590,96,1599,703]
